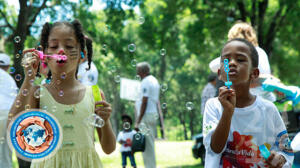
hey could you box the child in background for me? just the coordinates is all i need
[9,20,116,168]
[117,114,137,168]
[203,38,294,167]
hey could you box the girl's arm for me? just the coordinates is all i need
[95,91,116,154]
[9,49,40,120]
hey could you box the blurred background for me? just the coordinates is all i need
[1,0,300,167]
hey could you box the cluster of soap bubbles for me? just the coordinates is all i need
[84,114,105,128]
[138,123,150,136]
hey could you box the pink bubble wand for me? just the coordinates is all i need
[37,51,67,68]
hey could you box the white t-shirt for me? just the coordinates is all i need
[0,68,17,168]
[117,130,137,152]
[135,75,160,116]
[203,96,294,168]
[77,61,98,86]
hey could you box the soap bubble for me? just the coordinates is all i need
[161,83,168,92]
[14,36,21,43]
[114,75,120,83]
[186,102,194,111]
[154,113,159,120]
[16,54,20,58]
[160,48,166,56]
[138,17,145,24]
[162,103,167,109]
[59,90,64,97]
[131,59,137,67]
[135,75,141,81]
[109,66,117,73]
[128,43,136,53]
[18,50,23,54]
[25,104,31,110]
[0,137,5,144]
[85,114,105,128]
[22,89,29,96]
[139,123,150,135]
[60,72,66,79]
[29,79,35,86]
[56,80,61,85]
[135,134,141,140]
[15,100,21,108]
[52,106,57,113]
[123,122,131,130]
[42,106,48,111]
[27,69,33,76]
[34,88,42,99]
[9,67,15,74]
[102,44,107,51]
[15,74,22,81]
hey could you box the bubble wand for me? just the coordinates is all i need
[224,59,232,89]
[37,51,67,68]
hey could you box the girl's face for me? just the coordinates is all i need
[219,41,258,86]
[46,25,81,76]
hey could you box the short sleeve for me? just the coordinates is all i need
[141,80,150,97]
[202,98,225,167]
[117,132,123,142]
[270,103,294,166]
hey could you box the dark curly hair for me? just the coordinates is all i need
[39,19,93,81]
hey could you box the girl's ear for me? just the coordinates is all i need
[250,67,259,80]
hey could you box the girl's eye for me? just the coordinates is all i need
[49,46,58,49]
[238,59,245,62]
[66,46,74,49]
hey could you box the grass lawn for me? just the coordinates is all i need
[13,140,203,168]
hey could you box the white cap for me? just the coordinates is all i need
[209,57,220,73]
[0,53,10,66]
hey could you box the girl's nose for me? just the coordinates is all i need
[58,49,65,55]
[228,58,237,66]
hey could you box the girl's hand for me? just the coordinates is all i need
[22,49,40,79]
[265,151,286,167]
[218,86,236,115]
[95,101,112,123]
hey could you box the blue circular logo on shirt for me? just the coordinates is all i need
[7,109,62,162]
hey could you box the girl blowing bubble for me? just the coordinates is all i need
[9,20,116,168]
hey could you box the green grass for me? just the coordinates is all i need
[13,140,203,168]
[98,140,203,168]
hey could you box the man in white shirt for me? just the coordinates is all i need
[135,62,160,168]
[0,53,17,168]
[201,74,217,114]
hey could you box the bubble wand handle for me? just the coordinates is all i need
[224,59,232,89]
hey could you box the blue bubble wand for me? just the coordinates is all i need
[224,59,232,89]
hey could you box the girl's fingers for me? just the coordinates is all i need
[95,106,112,113]
[95,101,111,107]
